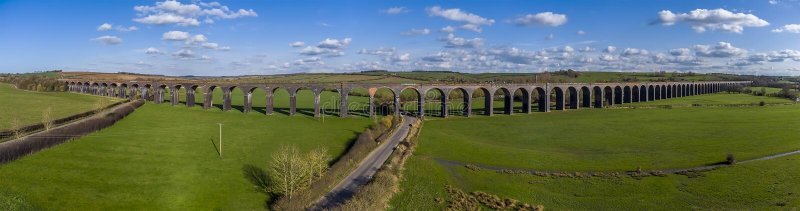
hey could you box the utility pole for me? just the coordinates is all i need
[218,123,223,158]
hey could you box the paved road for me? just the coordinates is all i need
[313,115,415,210]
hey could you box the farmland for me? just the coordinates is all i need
[390,93,800,209]
[0,83,119,130]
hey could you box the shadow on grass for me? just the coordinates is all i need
[210,138,220,157]
[241,164,278,209]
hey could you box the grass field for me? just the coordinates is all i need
[0,103,374,210]
[0,83,119,129]
[621,93,793,107]
[390,94,800,209]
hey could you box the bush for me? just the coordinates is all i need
[759,101,766,106]
[726,153,737,165]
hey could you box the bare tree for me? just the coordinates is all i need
[306,147,330,185]
[268,145,310,199]
[42,107,54,131]
[10,118,23,140]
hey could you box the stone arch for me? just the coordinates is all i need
[567,87,579,109]
[204,85,222,110]
[533,87,547,112]
[592,86,603,108]
[580,86,591,108]
[603,86,613,106]
[448,88,471,117]
[472,87,492,115]
[422,88,446,117]
[513,87,531,113]
[270,86,292,115]
[550,87,565,110]
[665,84,672,99]
[654,85,662,100]
[223,86,245,113]
[493,87,512,115]
[372,87,397,116]
[345,87,371,117]
[291,86,320,116]
[156,84,168,103]
[397,87,421,117]
[613,86,623,104]
[630,85,639,103]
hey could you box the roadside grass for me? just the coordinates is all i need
[0,83,119,129]
[0,103,373,210]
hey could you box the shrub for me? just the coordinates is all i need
[759,101,766,106]
[726,153,737,165]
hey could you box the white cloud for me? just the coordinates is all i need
[289,41,305,47]
[656,8,769,33]
[133,0,257,27]
[621,48,650,57]
[145,47,162,54]
[317,38,352,49]
[92,35,122,45]
[403,28,431,36]
[772,24,800,33]
[669,48,692,56]
[693,42,746,57]
[427,6,494,33]
[162,30,190,41]
[134,13,200,26]
[545,33,555,40]
[97,23,112,31]
[173,49,195,58]
[190,34,207,43]
[201,42,218,49]
[599,54,616,62]
[116,26,138,32]
[440,26,455,33]
[441,33,483,48]
[578,46,595,52]
[392,53,411,62]
[769,0,779,5]
[381,7,409,15]
[577,30,586,35]
[604,46,617,53]
[513,12,568,27]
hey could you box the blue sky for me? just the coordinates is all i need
[1,0,800,76]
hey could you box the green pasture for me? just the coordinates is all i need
[0,103,374,210]
[0,83,119,130]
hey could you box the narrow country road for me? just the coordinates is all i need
[313,115,415,210]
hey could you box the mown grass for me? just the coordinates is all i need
[390,94,800,209]
[0,103,374,210]
[622,93,792,107]
[0,83,119,129]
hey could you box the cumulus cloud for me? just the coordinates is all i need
[172,49,195,58]
[669,48,692,56]
[577,30,586,35]
[621,48,650,57]
[145,47,163,54]
[545,33,555,40]
[133,0,257,27]
[116,26,138,32]
[578,46,595,52]
[604,46,617,53]
[440,26,455,33]
[655,8,769,33]
[162,30,190,41]
[693,42,746,57]
[441,33,483,48]
[772,24,800,33]
[402,28,431,36]
[97,23,112,31]
[297,38,353,57]
[599,54,616,62]
[358,47,411,63]
[381,7,409,15]
[190,34,207,43]
[513,12,568,27]
[289,41,305,47]
[427,6,495,33]
[201,42,219,49]
[92,35,122,45]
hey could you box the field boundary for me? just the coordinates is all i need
[435,148,800,179]
[0,100,144,164]
[0,99,128,141]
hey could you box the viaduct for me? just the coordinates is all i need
[62,80,751,118]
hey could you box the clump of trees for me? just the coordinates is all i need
[0,75,66,92]
[266,145,331,200]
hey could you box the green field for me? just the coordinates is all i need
[0,83,119,129]
[390,94,800,209]
[622,93,793,107]
[0,103,374,209]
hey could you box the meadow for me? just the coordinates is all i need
[0,103,374,209]
[0,83,119,129]
[390,93,800,209]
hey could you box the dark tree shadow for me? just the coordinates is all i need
[242,164,271,194]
